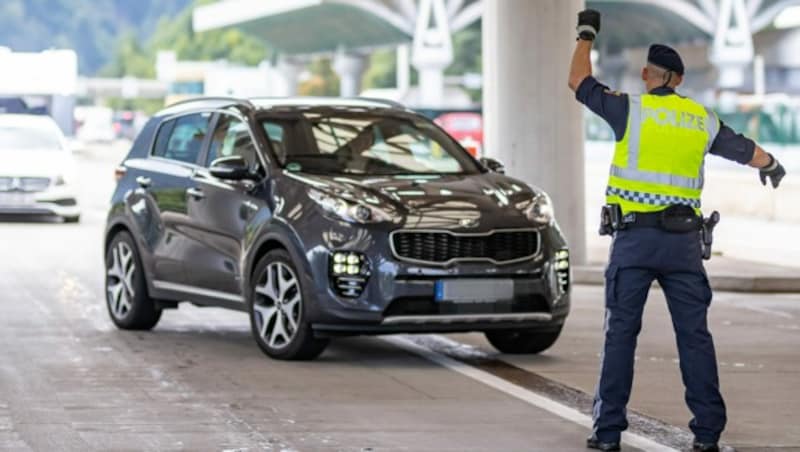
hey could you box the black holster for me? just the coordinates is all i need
[599,204,624,236]
[700,211,721,260]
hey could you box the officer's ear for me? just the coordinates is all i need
[641,67,648,82]
[673,74,684,88]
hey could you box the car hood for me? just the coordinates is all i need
[0,149,75,179]
[281,171,544,230]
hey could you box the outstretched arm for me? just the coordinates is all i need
[709,124,786,188]
[750,145,786,188]
[748,145,771,168]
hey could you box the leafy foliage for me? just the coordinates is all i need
[0,0,191,74]
[102,3,268,78]
[362,21,482,102]
[299,58,341,97]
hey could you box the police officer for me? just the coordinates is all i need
[568,9,786,452]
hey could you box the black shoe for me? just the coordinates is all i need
[586,436,621,451]
[693,440,720,452]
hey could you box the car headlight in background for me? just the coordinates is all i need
[524,193,554,225]
[309,189,391,224]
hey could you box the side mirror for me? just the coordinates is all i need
[209,156,259,181]
[479,157,505,174]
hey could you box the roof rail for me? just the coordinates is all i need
[163,96,254,109]
[353,97,407,109]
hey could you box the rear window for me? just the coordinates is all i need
[152,113,210,164]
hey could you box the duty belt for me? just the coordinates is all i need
[599,204,721,260]
[600,204,702,233]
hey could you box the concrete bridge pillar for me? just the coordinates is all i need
[483,0,587,264]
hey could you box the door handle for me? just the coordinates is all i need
[135,176,151,188]
[186,187,205,200]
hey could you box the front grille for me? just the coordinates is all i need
[391,229,539,265]
[20,177,51,192]
[0,177,51,192]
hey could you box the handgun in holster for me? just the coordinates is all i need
[700,211,720,260]
[599,204,624,236]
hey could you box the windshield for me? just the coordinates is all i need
[0,125,63,151]
[260,110,481,175]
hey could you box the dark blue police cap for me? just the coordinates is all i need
[648,44,684,76]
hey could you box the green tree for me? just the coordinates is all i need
[299,58,340,96]
[363,49,398,90]
[447,20,482,102]
[0,0,191,74]
[362,21,481,102]
[102,3,269,77]
[147,6,268,66]
[101,32,156,78]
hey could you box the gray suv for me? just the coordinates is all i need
[104,97,571,360]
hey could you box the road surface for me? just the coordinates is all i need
[0,143,797,451]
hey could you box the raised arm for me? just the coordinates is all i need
[569,40,594,92]
[568,9,601,92]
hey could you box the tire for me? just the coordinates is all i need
[485,327,563,354]
[63,215,80,223]
[248,249,329,360]
[105,231,162,330]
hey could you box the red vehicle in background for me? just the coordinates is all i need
[434,111,483,157]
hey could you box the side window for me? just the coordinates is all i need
[261,119,308,165]
[262,121,289,164]
[152,113,210,164]
[206,114,258,169]
[152,119,174,158]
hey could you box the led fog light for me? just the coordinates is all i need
[554,248,570,293]
[330,251,370,298]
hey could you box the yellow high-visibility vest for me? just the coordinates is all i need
[606,93,720,214]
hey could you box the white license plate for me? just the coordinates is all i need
[0,193,35,206]
[434,279,514,303]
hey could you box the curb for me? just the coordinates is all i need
[573,266,800,293]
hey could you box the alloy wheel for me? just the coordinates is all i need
[106,241,136,320]
[253,262,302,349]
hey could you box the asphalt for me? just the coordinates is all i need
[0,215,636,452]
[574,255,800,293]
[0,142,796,451]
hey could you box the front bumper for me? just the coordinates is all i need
[298,223,571,335]
[0,188,80,218]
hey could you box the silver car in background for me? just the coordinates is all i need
[0,114,80,222]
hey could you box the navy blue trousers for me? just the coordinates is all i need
[592,228,727,443]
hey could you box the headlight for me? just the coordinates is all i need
[525,193,554,225]
[309,189,391,224]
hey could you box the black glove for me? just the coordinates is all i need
[577,9,601,41]
[759,153,786,188]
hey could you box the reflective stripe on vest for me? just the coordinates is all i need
[610,95,719,190]
[606,93,720,212]
[606,186,701,209]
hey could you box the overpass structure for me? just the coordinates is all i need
[194,0,800,100]
[192,0,800,264]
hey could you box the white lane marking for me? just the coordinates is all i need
[383,335,679,452]
[738,304,794,319]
